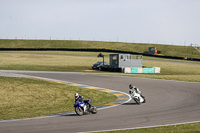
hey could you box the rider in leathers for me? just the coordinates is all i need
[74,93,91,108]
[129,84,145,99]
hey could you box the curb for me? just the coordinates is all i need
[64,81,131,110]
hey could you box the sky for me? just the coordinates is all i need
[0,0,200,46]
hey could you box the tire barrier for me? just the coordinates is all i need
[0,48,199,62]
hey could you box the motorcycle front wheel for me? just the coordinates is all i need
[134,98,141,105]
[75,107,84,116]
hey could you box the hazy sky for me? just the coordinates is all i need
[0,0,200,45]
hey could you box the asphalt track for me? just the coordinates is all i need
[0,71,200,133]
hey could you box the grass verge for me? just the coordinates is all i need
[100,122,200,133]
[0,77,117,120]
[0,51,199,82]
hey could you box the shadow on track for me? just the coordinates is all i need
[122,102,138,105]
[54,112,95,117]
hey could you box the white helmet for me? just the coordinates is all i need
[75,93,79,99]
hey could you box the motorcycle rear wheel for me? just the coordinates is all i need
[143,97,146,103]
[90,106,97,114]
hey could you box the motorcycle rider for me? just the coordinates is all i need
[75,93,84,104]
[74,93,91,108]
[129,84,145,99]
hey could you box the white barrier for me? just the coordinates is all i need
[124,67,160,73]
[155,67,161,73]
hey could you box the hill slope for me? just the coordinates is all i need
[0,39,199,59]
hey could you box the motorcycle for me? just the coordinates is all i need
[73,99,97,116]
[131,91,146,105]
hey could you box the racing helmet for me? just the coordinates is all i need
[75,93,79,99]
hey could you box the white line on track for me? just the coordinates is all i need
[79,121,200,133]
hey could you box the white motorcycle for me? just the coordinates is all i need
[131,91,146,105]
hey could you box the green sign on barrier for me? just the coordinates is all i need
[148,67,155,73]
[142,67,155,73]
[142,68,149,73]
[130,67,156,73]
[131,68,138,73]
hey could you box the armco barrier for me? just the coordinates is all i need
[0,48,199,62]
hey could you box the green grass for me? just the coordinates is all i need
[0,77,117,120]
[100,122,200,133]
[0,51,114,58]
[0,39,200,59]
[0,52,107,72]
[143,56,200,64]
